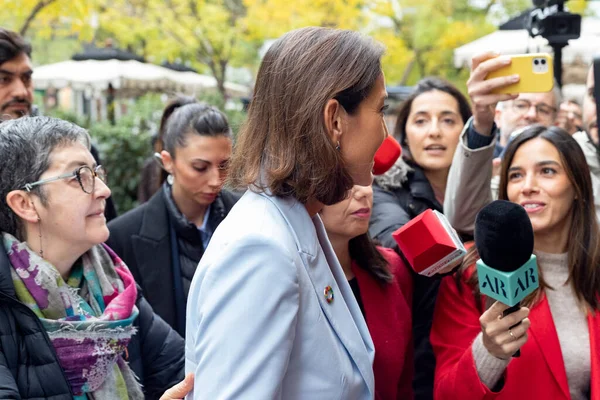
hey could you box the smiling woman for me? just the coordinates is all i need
[432,125,600,400]
[0,116,185,399]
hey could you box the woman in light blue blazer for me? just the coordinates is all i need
[185,27,390,399]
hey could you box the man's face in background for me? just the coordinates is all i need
[0,52,33,120]
[556,100,583,135]
[496,91,558,146]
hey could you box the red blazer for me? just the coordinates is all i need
[431,271,600,400]
[352,247,414,400]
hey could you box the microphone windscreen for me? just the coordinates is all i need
[373,135,402,175]
[474,200,534,273]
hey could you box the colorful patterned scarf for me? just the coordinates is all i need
[3,233,144,399]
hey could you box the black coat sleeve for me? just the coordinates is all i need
[135,294,185,399]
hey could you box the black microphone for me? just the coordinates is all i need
[474,200,539,357]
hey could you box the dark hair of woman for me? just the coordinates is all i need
[151,96,199,189]
[456,125,600,311]
[151,97,231,189]
[350,233,393,284]
[162,102,231,157]
[394,77,472,152]
[227,27,385,206]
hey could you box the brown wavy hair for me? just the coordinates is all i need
[456,125,600,311]
[227,27,385,205]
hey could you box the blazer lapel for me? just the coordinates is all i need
[264,193,375,395]
[132,194,177,328]
[131,235,174,321]
[528,296,570,398]
[313,216,375,391]
[589,310,600,400]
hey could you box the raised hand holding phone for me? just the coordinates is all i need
[486,53,554,94]
[467,52,520,135]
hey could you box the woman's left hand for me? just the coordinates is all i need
[160,373,194,400]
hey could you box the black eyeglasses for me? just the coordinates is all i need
[23,165,107,194]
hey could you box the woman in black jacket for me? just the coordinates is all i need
[107,99,239,336]
[368,77,472,400]
[0,116,184,399]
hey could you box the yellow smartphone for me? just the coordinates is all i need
[486,53,554,94]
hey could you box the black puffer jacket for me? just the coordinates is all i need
[369,157,443,400]
[0,244,184,400]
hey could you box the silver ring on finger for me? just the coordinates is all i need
[508,328,516,341]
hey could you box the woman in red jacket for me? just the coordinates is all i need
[320,184,414,399]
[431,125,600,400]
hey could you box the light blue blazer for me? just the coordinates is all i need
[185,190,375,399]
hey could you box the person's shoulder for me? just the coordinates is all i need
[108,203,147,230]
[209,191,297,250]
[219,188,244,209]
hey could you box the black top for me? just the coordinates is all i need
[348,277,365,317]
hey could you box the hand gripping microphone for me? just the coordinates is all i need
[475,200,539,357]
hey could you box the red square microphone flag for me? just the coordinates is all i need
[392,209,466,276]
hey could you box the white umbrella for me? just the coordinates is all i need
[168,71,249,96]
[453,17,600,68]
[33,59,248,96]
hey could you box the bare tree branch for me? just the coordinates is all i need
[19,0,58,36]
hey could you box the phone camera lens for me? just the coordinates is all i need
[534,59,539,65]
[541,59,546,65]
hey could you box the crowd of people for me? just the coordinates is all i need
[0,23,598,400]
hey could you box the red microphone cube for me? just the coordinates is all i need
[392,209,466,276]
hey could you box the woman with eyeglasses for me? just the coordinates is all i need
[0,116,188,399]
[106,100,240,337]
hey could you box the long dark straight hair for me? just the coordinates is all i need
[350,233,393,284]
[456,125,600,311]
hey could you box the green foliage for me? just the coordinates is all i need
[89,94,162,214]
[91,121,154,214]
[47,93,246,214]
